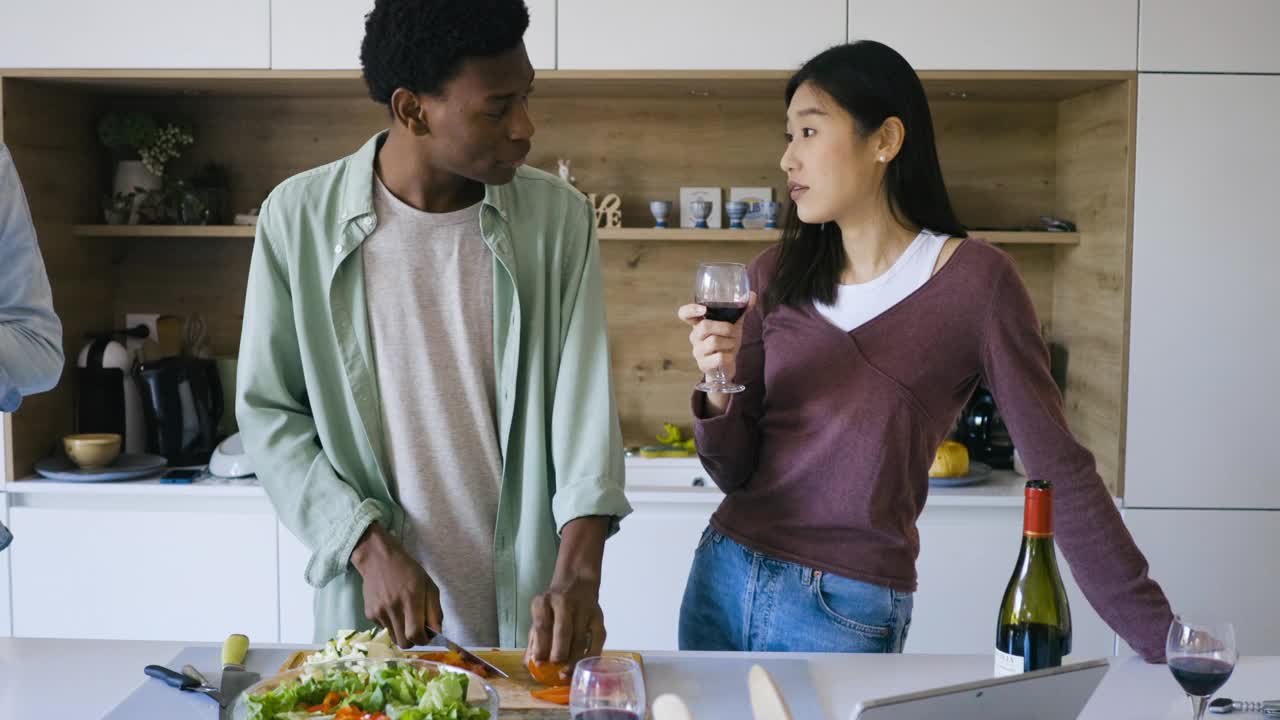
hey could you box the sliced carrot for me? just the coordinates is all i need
[531,685,572,705]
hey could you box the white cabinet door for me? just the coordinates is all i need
[598,500,715,651]
[910,506,1115,658]
[278,521,317,643]
[849,0,1137,70]
[271,0,555,70]
[524,0,557,70]
[1140,0,1280,73]
[0,493,10,637]
[1123,509,1280,655]
[557,0,845,70]
[1126,75,1280,510]
[9,507,278,641]
[0,0,269,69]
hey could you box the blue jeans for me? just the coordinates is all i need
[679,526,913,653]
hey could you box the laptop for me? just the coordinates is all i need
[850,658,1110,720]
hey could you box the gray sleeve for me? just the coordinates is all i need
[0,144,64,411]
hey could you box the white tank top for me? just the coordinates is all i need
[814,229,950,332]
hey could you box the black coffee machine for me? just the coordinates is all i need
[956,343,1069,469]
[134,356,224,465]
[956,385,1014,469]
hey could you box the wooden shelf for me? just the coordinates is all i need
[2,68,1130,102]
[970,230,1080,245]
[71,225,1079,246]
[600,228,1079,245]
[73,224,255,238]
[599,228,778,242]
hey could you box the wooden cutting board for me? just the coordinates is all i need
[278,648,646,718]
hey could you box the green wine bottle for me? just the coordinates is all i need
[995,479,1072,676]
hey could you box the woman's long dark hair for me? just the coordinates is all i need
[767,41,966,310]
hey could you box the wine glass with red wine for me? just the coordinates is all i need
[693,262,751,395]
[1167,616,1237,720]
[569,656,646,720]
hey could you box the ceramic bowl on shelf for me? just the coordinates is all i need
[62,433,122,469]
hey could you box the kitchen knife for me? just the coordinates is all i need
[144,664,226,706]
[218,634,260,719]
[424,626,510,679]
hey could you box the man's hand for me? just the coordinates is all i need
[351,523,442,649]
[526,516,611,666]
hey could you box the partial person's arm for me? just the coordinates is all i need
[236,195,388,590]
[0,145,63,412]
[980,255,1173,662]
[690,258,768,492]
[529,197,632,663]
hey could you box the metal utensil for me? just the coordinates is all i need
[182,664,211,686]
[143,664,225,706]
[424,626,510,679]
[218,634,261,720]
[1210,697,1280,714]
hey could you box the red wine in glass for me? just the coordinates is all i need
[701,301,749,324]
[1169,657,1234,697]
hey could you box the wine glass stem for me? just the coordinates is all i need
[708,366,730,387]
[1190,695,1209,720]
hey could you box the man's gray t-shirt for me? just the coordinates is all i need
[362,176,503,645]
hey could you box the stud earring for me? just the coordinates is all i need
[878,155,887,162]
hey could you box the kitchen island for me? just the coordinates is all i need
[1,637,1273,719]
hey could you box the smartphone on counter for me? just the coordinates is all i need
[159,468,202,484]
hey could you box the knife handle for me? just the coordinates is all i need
[146,664,197,690]
[222,634,249,668]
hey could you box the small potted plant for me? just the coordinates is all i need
[97,111,194,223]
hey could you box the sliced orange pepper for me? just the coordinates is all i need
[527,658,572,687]
[531,685,572,705]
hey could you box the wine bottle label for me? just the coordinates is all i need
[994,649,1023,677]
[994,649,1071,677]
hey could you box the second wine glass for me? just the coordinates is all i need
[693,262,751,395]
[1167,616,1237,720]
[569,656,646,720]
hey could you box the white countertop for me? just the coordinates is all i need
[0,637,1271,719]
[2,458,1062,508]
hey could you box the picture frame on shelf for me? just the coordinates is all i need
[679,187,722,229]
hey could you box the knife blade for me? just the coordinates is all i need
[218,634,261,720]
[424,627,510,679]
